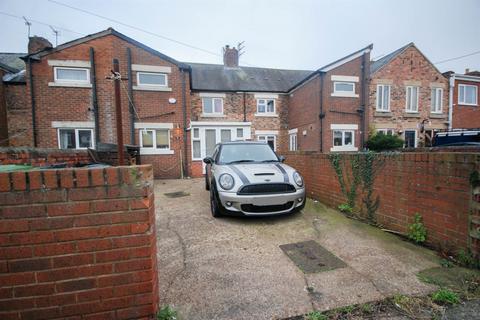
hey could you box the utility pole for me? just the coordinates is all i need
[112,59,125,166]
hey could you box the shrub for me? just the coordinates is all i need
[457,249,480,269]
[338,203,353,214]
[365,133,404,152]
[407,213,427,244]
[157,305,177,320]
[431,289,460,305]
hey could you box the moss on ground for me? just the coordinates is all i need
[417,266,480,299]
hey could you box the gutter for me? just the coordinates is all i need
[126,48,135,144]
[448,74,455,130]
[27,57,37,147]
[89,47,100,148]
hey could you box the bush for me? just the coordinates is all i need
[338,203,353,214]
[431,289,460,305]
[365,133,404,152]
[157,305,177,320]
[407,213,427,244]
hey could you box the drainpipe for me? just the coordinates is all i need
[126,48,135,144]
[319,73,324,153]
[89,47,100,148]
[181,68,188,177]
[448,74,455,130]
[359,52,369,149]
[27,57,37,147]
[243,92,247,122]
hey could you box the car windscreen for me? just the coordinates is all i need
[218,144,279,164]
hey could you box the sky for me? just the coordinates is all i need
[0,0,479,73]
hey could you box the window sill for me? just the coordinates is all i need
[133,85,172,92]
[331,92,359,98]
[429,113,445,118]
[404,112,420,118]
[48,82,92,88]
[140,148,174,155]
[201,114,225,118]
[330,146,358,152]
[374,111,392,117]
[254,113,278,117]
[457,103,478,107]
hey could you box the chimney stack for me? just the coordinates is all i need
[28,36,53,54]
[465,68,470,74]
[223,45,239,68]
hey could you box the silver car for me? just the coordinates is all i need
[203,141,306,217]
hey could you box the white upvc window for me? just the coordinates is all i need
[256,99,276,115]
[139,128,172,154]
[202,97,224,116]
[257,135,276,151]
[404,130,417,148]
[58,128,94,150]
[431,87,443,113]
[330,124,358,152]
[192,128,201,160]
[136,72,168,87]
[376,84,391,112]
[54,67,90,84]
[376,129,395,135]
[289,133,297,151]
[458,84,478,105]
[405,86,419,112]
[332,81,357,97]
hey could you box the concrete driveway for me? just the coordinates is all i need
[155,179,440,320]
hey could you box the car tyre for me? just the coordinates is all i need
[205,173,210,191]
[210,185,225,218]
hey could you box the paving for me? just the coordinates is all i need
[155,178,440,320]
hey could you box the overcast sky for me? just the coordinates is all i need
[0,0,479,73]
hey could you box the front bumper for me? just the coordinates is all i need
[218,188,306,216]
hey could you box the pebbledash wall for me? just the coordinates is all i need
[0,164,159,319]
[286,152,480,256]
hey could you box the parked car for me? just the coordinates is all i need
[203,141,306,217]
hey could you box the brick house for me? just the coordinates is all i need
[5,29,191,178]
[369,43,449,147]
[444,70,480,129]
[288,45,372,153]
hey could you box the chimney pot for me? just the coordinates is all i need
[28,36,53,54]
[465,68,470,74]
[223,45,239,68]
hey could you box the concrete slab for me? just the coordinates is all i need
[155,179,440,320]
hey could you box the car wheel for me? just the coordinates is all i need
[210,185,224,218]
[205,173,210,191]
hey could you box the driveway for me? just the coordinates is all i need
[155,179,440,320]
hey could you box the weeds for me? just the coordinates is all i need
[431,289,460,305]
[337,203,353,214]
[305,311,327,320]
[157,305,177,320]
[407,213,427,244]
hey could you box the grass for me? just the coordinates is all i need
[431,289,460,305]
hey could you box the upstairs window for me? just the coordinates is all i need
[202,97,223,115]
[406,86,419,112]
[137,72,167,87]
[431,88,443,113]
[376,84,391,112]
[458,84,478,105]
[256,99,275,115]
[58,128,93,149]
[54,67,90,84]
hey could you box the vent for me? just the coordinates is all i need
[237,183,296,195]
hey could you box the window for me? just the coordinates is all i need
[58,128,93,149]
[406,86,419,112]
[192,128,201,160]
[458,84,478,105]
[256,99,275,115]
[430,88,443,113]
[221,129,231,142]
[376,84,391,112]
[202,97,223,115]
[137,72,167,87]
[236,128,244,139]
[333,130,354,148]
[333,81,355,95]
[54,67,89,83]
[377,129,394,135]
[140,129,170,150]
[257,135,276,151]
[404,130,417,148]
[289,133,297,151]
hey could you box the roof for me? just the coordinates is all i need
[26,28,188,69]
[0,53,26,73]
[2,70,26,84]
[187,62,313,92]
[370,43,413,74]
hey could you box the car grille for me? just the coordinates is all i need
[241,202,294,213]
[237,183,296,195]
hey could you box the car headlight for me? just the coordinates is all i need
[293,171,303,187]
[219,173,235,190]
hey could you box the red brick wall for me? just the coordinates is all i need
[0,164,158,319]
[369,46,449,144]
[0,148,90,167]
[452,79,480,129]
[4,83,31,147]
[286,152,479,256]
[0,70,8,147]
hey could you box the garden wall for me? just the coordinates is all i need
[0,147,91,167]
[286,152,480,256]
[0,164,158,319]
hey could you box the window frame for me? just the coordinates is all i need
[431,87,443,113]
[332,129,355,150]
[403,130,417,148]
[256,134,276,151]
[54,66,90,84]
[202,97,224,116]
[57,128,94,150]
[333,81,355,94]
[136,71,168,87]
[405,86,419,113]
[256,98,276,115]
[376,129,395,135]
[289,133,297,151]
[458,84,478,106]
[139,128,172,154]
[376,84,391,112]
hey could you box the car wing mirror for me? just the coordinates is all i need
[278,155,285,163]
[203,157,214,164]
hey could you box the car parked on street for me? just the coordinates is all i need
[203,141,306,217]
